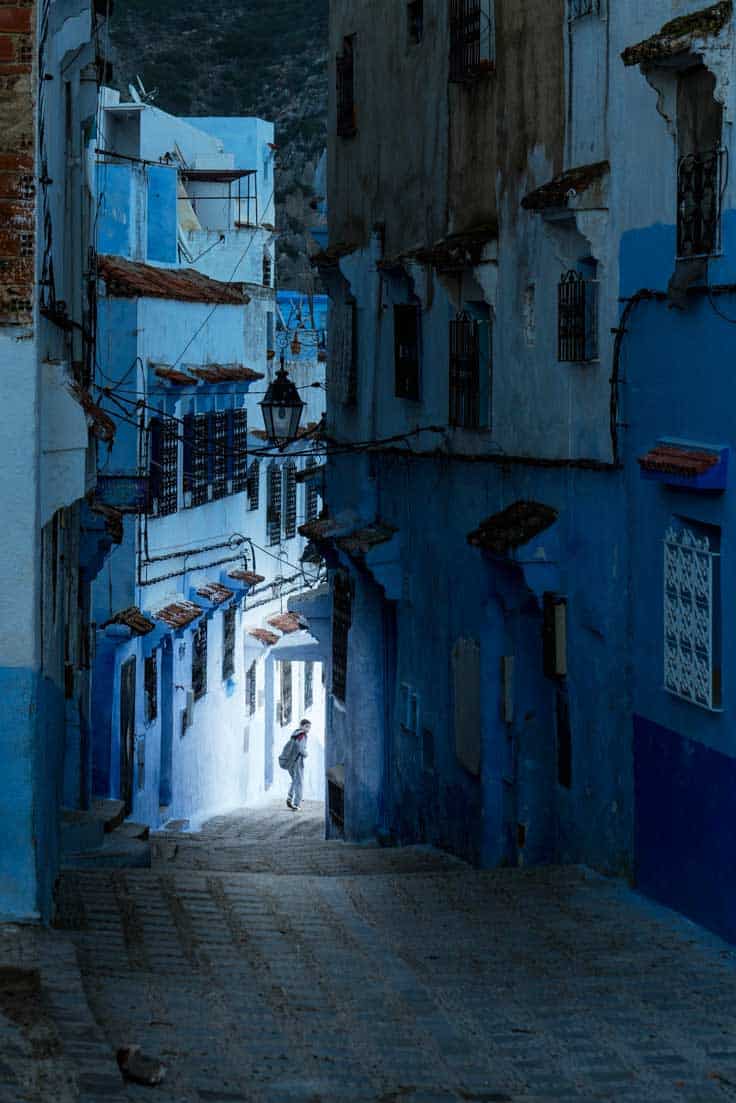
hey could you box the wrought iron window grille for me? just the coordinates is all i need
[449,0,494,83]
[394,304,421,400]
[568,0,599,19]
[449,311,481,428]
[188,414,209,507]
[677,147,724,260]
[283,461,297,539]
[247,458,260,511]
[222,605,236,682]
[304,660,314,712]
[331,571,352,703]
[336,36,357,138]
[281,662,293,726]
[211,411,228,501]
[246,660,257,716]
[144,652,157,723]
[267,462,282,545]
[148,418,178,517]
[232,409,248,493]
[192,620,208,701]
[664,524,721,711]
[262,251,272,287]
[305,458,321,522]
[558,270,598,363]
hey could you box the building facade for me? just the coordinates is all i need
[0,0,111,920]
[316,0,736,940]
[90,95,327,827]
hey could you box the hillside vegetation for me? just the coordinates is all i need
[109,0,328,288]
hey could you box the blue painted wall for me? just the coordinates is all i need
[147,166,177,264]
[0,668,63,922]
[96,163,133,257]
[327,448,632,872]
[623,201,736,938]
[634,715,736,944]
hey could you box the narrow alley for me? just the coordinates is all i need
[14,806,731,1103]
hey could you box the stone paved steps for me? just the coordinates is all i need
[0,925,127,1103]
[49,800,736,1103]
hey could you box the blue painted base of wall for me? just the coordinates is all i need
[634,714,736,944]
[0,667,63,922]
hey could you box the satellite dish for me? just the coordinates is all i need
[128,83,141,103]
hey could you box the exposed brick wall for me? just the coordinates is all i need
[0,1,35,326]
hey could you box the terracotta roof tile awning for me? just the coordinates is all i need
[228,569,266,586]
[522,162,610,211]
[336,523,398,557]
[155,599,203,630]
[295,463,326,484]
[298,516,343,542]
[638,443,719,477]
[622,1,731,66]
[97,255,248,305]
[196,582,234,605]
[248,628,279,646]
[88,499,124,544]
[101,606,156,636]
[267,612,304,634]
[153,365,198,386]
[468,501,559,555]
[188,364,265,384]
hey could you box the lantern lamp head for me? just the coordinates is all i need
[259,364,305,449]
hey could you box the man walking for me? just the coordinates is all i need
[284,718,311,811]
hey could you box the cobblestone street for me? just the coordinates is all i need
[46,803,736,1103]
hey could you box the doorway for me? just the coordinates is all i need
[119,657,136,815]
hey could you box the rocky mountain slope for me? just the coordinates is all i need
[108,0,328,289]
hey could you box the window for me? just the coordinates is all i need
[305,458,321,522]
[558,265,598,363]
[247,458,260,511]
[281,661,293,726]
[336,35,357,137]
[246,660,257,716]
[449,0,494,83]
[222,605,236,681]
[267,462,282,545]
[408,0,423,43]
[331,570,352,702]
[304,660,314,711]
[263,250,272,287]
[332,298,357,405]
[144,652,158,723]
[231,408,248,493]
[211,411,228,500]
[283,461,297,538]
[449,312,480,427]
[394,304,421,400]
[568,0,598,17]
[192,620,208,701]
[185,413,209,507]
[664,522,721,711]
[677,66,723,259]
[149,417,178,516]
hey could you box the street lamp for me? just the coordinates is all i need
[259,352,305,449]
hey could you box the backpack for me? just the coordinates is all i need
[278,738,298,771]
